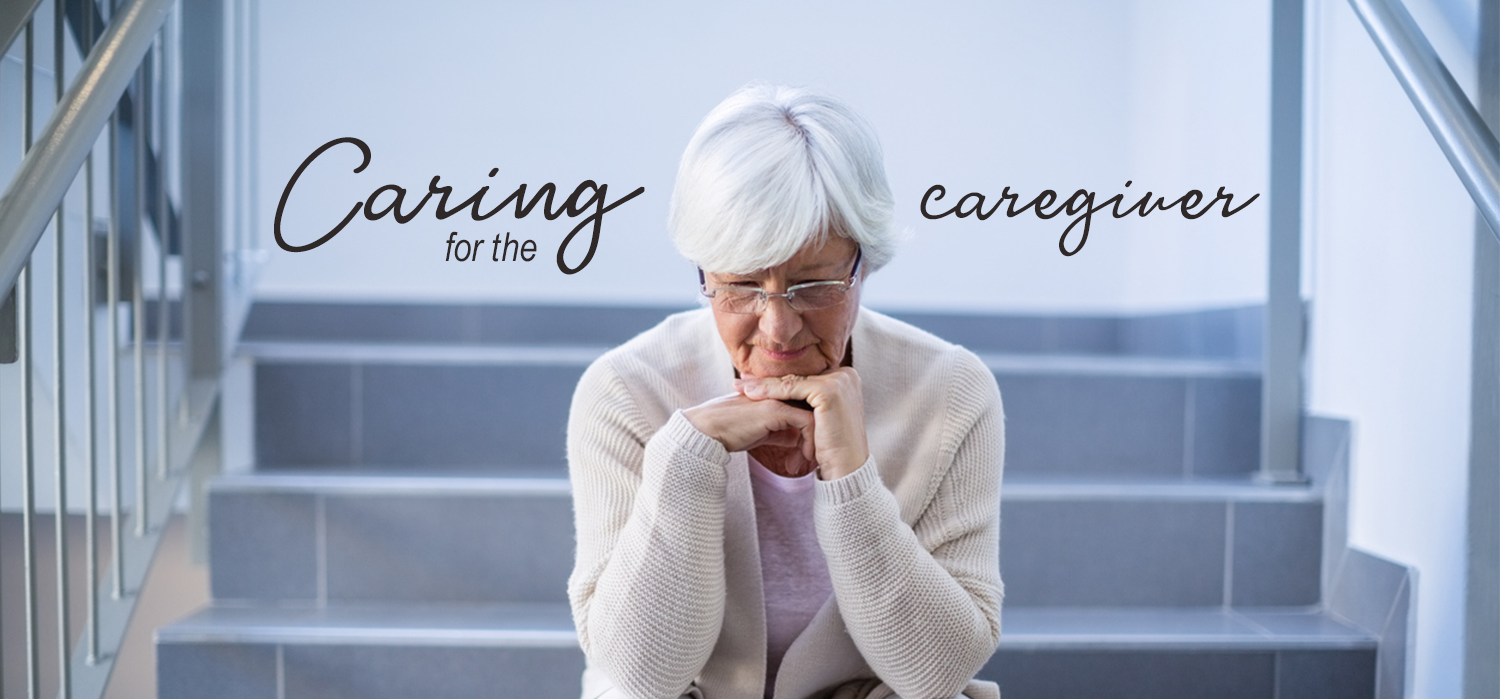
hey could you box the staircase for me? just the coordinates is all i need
[155,303,1411,699]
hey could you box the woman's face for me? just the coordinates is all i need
[705,236,864,379]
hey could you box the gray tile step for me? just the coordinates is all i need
[241,302,1264,360]
[248,342,1261,478]
[987,608,1376,699]
[209,473,1322,609]
[210,474,574,606]
[156,604,1374,699]
[156,604,583,699]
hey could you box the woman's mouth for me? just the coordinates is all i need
[758,346,808,361]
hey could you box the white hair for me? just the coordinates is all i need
[668,83,898,275]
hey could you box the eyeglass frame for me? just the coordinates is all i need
[698,247,864,314]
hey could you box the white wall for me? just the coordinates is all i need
[1305,0,1477,696]
[252,0,1271,313]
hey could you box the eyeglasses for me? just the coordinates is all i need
[700,248,862,314]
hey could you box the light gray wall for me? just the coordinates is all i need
[251,0,1271,313]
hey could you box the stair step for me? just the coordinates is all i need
[978,353,1258,377]
[156,604,1373,699]
[210,473,1322,609]
[209,474,574,606]
[987,608,1376,699]
[1000,607,1373,650]
[157,603,579,646]
[985,355,1259,479]
[1003,475,1319,502]
[248,342,1262,478]
[240,302,1264,360]
[240,341,608,365]
[156,603,583,699]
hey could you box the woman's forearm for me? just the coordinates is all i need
[569,409,731,699]
[814,385,1004,699]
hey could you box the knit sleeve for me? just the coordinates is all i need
[566,358,731,699]
[813,350,1004,699]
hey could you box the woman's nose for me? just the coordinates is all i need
[758,295,803,343]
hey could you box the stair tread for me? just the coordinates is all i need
[218,471,1318,502]
[214,472,572,495]
[158,603,579,646]
[1002,474,1319,501]
[160,604,1370,650]
[978,353,1258,377]
[1002,607,1374,649]
[241,340,1259,377]
[241,341,609,366]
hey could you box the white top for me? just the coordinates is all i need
[566,307,1005,699]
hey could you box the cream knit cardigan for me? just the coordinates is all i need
[566,307,1004,699]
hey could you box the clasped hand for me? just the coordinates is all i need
[682,367,869,480]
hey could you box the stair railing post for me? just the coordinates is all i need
[181,0,223,385]
[1261,0,1310,485]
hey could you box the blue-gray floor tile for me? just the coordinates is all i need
[980,650,1274,699]
[888,313,1120,355]
[358,364,582,467]
[474,304,685,345]
[1231,502,1322,606]
[1276,650,1376,699]
[1189,377,1260,477]
[210,491,318,602]
[282,644,584,699]
[158,642,278,699]
[1001,607,1261,641]
[1119,306,1262,360]
[244,303,469,343]
[256,363,354,466]
[1002,500,1225,606]
[323,493,573,603]
[244,302,689,345]
[1121,313,1198,358]
[1232,609,1372,643]
[997,374,1186,477]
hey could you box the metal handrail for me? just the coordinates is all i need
[0,0,173,295]
[1348,0,1500,241]
[0,0,250,696]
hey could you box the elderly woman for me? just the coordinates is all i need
[566,84,1004,699]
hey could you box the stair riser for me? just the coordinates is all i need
[254,362,1261,477]
[211,489,574,605]
[255,363,583,471]
[1005,499,1322,607]
[157,641,585,699]
[211,489,1319,608]
[999,372,1260,477]
[981,648,1374,699]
